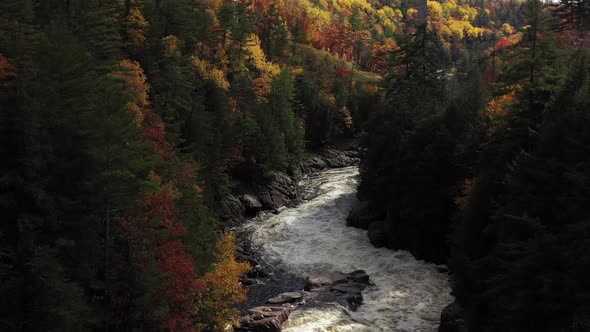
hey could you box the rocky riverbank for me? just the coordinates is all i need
[216,144,360,228]
[345,199,461,332]
[236,270,372,332]
[213,144,362,331]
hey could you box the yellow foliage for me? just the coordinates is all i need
[192,56,231,90]
[125,7,149,47]
[252,76,274,103]
[112,59,151,125]
[428,1,443,21]
[292,67,304,75]
[162,35,181,57]
[502,23,515,35]
[195,233,251,331]
[245,35,280,76]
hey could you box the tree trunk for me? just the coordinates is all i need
[418,0,428,25]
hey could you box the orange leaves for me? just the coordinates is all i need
[485,85,520,133]
[125,7,149,47]
[486,86,519,119]
[113,59,150,125]
[162,35,181,57]
[495,37,511,51]
[495,33,521,52]
[252,75,273,103]
[195,233,251,330]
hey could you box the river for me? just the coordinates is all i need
[243,166,453,331]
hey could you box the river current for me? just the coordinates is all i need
[244,167,453,331]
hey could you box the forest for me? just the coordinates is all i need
[0,0,588,331]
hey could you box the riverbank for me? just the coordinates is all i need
[225,162,453,331]
[215,141,361,229]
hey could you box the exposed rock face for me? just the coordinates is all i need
[299,148,359,174]
[303,270,372,311]
[439,302,467,332]
[218,195,245,226]
[215,145,359,227]
[238,306,292,332]
[242,194,262,216]
[346,200,386,229]
[266,292,304,304]
[229,144,364,331]
[237,270,372,331]
[368,220,392,248]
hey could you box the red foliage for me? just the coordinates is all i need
[156,240,201,332]
[142,111,176,163]
[119,108,208,331]
[122,180,201,332]
[335,67,353,79]
[495,37,510,51]
[0,54,16,94]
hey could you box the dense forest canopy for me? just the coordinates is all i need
[0,0,589,331]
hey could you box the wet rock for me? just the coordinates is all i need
[439,302,467,332]
[242,278,256,286]
[300,156,328,172]
[349,270,370,284]
[368,220,391,248]
[236,253,259,267]
[257,190,289,210]
[346,200,386,229]
[238,306,292,332]
[343,291,364,311]
[267,292,304,304]
[217,195,245,226]
[246,267,269,279]
[331,282,361,293]
[242,194,262,216]
[304,272,349,290]
[303,270,371,312]
[323,148,358,168]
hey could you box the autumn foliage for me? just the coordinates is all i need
[195,233,251,331]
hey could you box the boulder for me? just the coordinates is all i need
[217,195,245,226]
[239,306,292,332]
[304,270,372,312]
[368,221,391,248]
[300,156,328,173]
[257,191,290,210]
[439,302,467,332]
[304,272,349,290]
[267,292,304,304]
[241,194,262,216]
[323,148,357,168]
[349,270,371,284]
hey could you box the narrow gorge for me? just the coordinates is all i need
[236,165,453,331]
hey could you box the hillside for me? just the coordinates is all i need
[1,0,589,331]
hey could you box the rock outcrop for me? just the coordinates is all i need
[216,145,359,227]
[237,306,292,332]
[236,270,372,331]
[242,194,262,216]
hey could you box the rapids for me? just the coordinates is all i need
[244,167,453,331]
